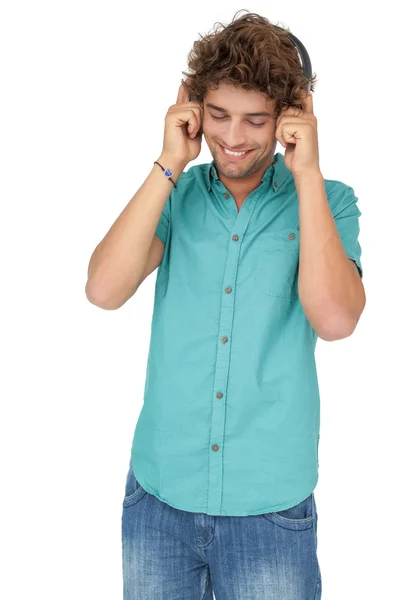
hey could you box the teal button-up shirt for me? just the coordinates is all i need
[130,152,363,516]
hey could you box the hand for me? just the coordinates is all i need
[160,79,204,167]
[274,93,321,178]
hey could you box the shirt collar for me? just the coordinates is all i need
[207,151,290,193]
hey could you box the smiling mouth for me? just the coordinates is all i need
[219,144,254,158]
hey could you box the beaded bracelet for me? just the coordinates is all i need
[153,161,177,188]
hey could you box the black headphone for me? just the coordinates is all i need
[273,25,313,93]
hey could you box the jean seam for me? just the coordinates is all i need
[314,573,321,600]
[200,568,210,600]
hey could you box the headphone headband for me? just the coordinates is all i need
[273,25,313,91]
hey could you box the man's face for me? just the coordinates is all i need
[202,82,278,181]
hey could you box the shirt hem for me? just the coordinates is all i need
[133,465,319,517]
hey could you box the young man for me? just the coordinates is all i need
[86,11,365,600]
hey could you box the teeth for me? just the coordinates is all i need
[224,147,246,156]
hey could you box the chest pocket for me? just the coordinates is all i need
[254,228,300,299]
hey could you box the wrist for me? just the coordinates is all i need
[157,154,187,174]
[293,169,323,185]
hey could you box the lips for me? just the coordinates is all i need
[219,145,254,162]
[219,144,252,153]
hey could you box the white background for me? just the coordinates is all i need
[1,1,398,599]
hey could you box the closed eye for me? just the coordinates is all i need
[211,115,265,128]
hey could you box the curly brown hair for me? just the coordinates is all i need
[181,9,318,118]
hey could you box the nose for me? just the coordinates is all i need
[220,122,247,150]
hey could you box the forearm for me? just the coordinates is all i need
[295,171,366,340]
[85,154,185,308]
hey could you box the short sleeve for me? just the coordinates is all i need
[155,193,171,246]
[331,185,363,279]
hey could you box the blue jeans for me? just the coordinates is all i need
[121,463,322,599]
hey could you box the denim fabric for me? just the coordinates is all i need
[122,463,321,599]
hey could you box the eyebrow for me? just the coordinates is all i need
[205,103,271,117]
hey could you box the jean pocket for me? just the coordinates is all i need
[255,228,300,299]
[123,464,147,508]
[262,492,315,531]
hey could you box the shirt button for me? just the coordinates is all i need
[223,192,229,198]
[274,182,278,187]
[225,286,232,294]
[221,336,228,343]
[232,234,239,241]
[211,169,214,177]
[288,233,296,240]
[216,392,223,399]
[212,444,219,452]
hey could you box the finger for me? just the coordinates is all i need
[275,109,294,132]
[188,107,203,137]
[302,92,314,115]
[282,129,298,144]
[177,82,189,104]
[170,107,199,137]
[276,120,297,146]
[275,116,289,145]
[275,121,286,147]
